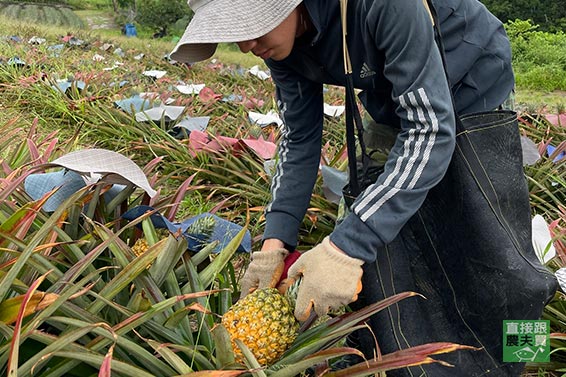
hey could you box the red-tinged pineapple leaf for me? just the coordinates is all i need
[165,173,198,220]
[387,342,479,358]
[294,292,423,348]
[40,138,59,164]
[7,271,52,376]
[0,171,32,201]
[98,343,115,377]
[243,97,265,109]
[28,118,39,137]
[208,195,236,215]
[0,197,55,247]
[184,302,213,314]
[328,356,441,376]
[550,332,566,340]
[164,302,217,329]
[143,156,165,175]
[110,290,225,331]
[41,129,59,143]
[0,256,18,270]
[27,139,41,164]
[68,281,97,300]
[178,371,247,376]
[306,347,365,360]
[327,291,423,328]
[1,160,13,175]
[326,343,479,377]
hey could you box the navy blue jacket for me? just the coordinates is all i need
[263,0,514,262]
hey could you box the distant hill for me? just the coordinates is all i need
[0,2,85,28]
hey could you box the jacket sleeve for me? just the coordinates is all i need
[330,0,456,262]
[263,59,324,250]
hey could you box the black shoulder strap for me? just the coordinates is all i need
[340,0,370,198]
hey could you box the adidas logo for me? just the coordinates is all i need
[360,62,376,78]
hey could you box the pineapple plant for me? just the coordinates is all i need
[0,117,476,377]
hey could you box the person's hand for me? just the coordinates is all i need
[239,247,289,297]
[287,237,363,321]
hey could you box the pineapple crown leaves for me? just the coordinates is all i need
[184,215,217,249]
[185,215,216,237]
[277,277,301,309]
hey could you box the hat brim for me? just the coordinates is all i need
[170,0,303,63]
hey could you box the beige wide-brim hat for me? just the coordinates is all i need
[170,0,303,63]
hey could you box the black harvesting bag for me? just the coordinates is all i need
[348,111,557,376]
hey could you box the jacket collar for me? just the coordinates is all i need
[302,0,329,46]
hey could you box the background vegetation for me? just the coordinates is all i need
[481,0,566,32]
[506,19,566,94]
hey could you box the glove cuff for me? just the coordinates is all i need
[322,237,364,267]
[251,248,289,264]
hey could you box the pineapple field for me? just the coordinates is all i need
[0,2,85,28]
[0,6,565,377]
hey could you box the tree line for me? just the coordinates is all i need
[4,0,564,34]
[481,0,566,32]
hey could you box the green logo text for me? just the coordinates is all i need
[503,320,550,362]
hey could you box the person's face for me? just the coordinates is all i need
[236,8,299,61]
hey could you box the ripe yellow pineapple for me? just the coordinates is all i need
[221,287,300,366]
[131,215,216,257]
[131,238,152,257]
[131,229,170,257]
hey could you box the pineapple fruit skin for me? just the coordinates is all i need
[132,238,150,257]
[221,288,299,365]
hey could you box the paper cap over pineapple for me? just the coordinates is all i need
[25,149,157,212]
[169,0,303,63]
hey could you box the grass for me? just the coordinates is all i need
[67,0,111,10]
[214,43,265,68]
[73,9,116,26]
[516,89,566,113]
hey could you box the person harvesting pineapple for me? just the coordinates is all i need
[171,0,556,375]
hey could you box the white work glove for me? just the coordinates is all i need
[287,237,363,321]
[239,248,289,297]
